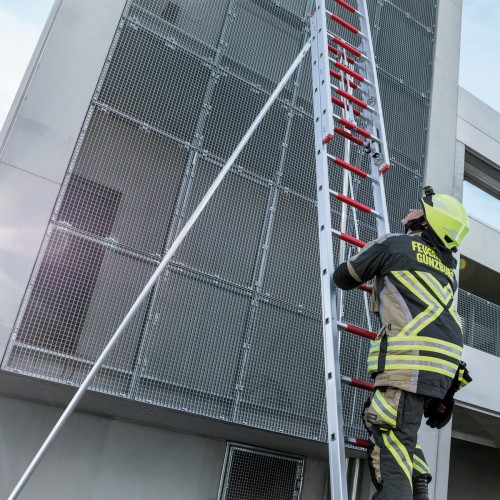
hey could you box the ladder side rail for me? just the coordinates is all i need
[356,0,391,237]
[311,6,349,500]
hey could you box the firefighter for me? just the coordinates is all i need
[333,187,472,500]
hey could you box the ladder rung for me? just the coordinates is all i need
[380,164,390,174]
[333,0,357,14]
[334,61,366,83]
[329,13,361,35]
[359,283,373,294]
[331,35,362,58]
[329,69,358,90]
[345,437,370,448]
[336,88,369,110]
[334,126,364,146]
[332,230,366,248]
[337,117,371,139]
[331,97,361,117]
[328,155,371,179]
[331,191,381,218]
[327,44,356,65]
[341,375,375,392]
[330,14,358,35]
[337,321,377,340]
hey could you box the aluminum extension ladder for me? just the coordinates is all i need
[310,0,392,498]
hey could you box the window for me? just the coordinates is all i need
[463,150,500,231]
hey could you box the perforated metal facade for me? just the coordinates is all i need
[2,0,460,446]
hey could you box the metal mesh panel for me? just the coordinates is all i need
[262,192,321,312]
[458,290,500,358]
[59,108,188,255]
[219,444,304,500]
[386,0,436,29]
[202,77,290,180]
[130,269,252,418]
[2,0,457,451]
[236,300,324,438]
[174,160,270,286]
[376,4,434,95]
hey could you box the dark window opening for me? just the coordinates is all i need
[161,1,180,24]
[16,176,121,354]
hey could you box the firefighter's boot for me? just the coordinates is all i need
[413,474,431,500]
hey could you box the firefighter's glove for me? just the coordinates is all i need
[424,361,472,429]
[424,395,454,429]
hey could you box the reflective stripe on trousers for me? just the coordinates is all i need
[364,389,431,500]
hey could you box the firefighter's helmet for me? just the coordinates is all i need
[420,188,469,250]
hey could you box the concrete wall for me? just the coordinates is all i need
[0,394,331,500]
[421,1,464,498]
[0,395,226,500]
[425,0,463,195]
[0,0,126,355]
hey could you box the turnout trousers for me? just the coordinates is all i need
[363,387,432,500]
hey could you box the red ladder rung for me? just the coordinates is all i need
[338,321,377,340]
[332,36,362,57]
[329,69,358,90]
[332,230,367,248]
[334,126,364,146]
[345,437,370,448]
[341,375,375,392]
[328,45,356,65]
[331,97,361,117]
[380,164,390,174]
[330,13,359,34]
[338,117,371,139]
[329,156,368,178]
[334,0,357,14]
[334,61,365,82]
[337,88,368,109]
[359,283,373,294]
[333,191,373,213]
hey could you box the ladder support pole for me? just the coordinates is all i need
[7,39,312,500]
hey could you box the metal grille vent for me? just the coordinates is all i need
[219,444,304,500]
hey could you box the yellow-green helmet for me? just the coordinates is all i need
[420,191,469,250]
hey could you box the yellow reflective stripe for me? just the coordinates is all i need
[449,304,462,328]
[391,271,442,336]
[382,430,412,486]
[406,335,461,351]
[372,390,397,427]
[414,271,462,329]
[368,355,457,369]
[413,454,430,475]
[370,336,462,353]
[367,355,457,377]
[416,271,453,304]
[384,341,462,361]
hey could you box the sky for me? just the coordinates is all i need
[0,0,498,225]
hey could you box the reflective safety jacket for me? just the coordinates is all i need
[333,231,462,399]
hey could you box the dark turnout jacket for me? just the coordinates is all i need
[333,231,463,399]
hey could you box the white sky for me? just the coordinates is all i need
[0,0,498,225]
